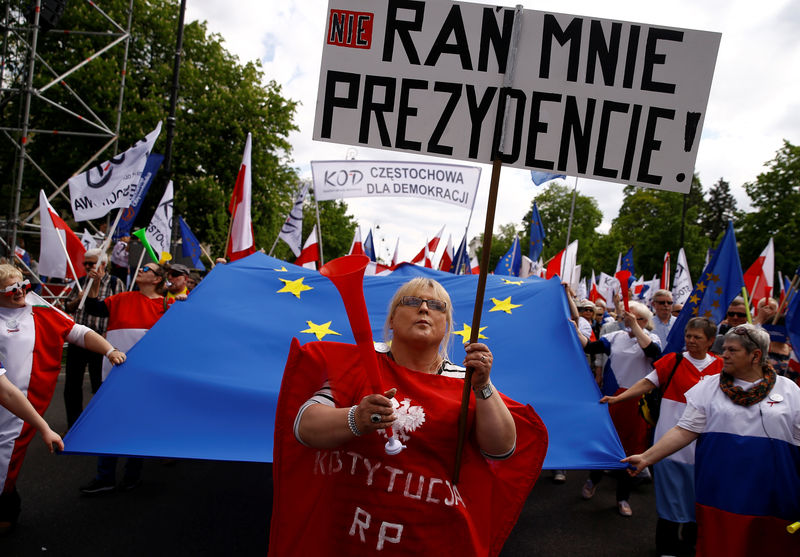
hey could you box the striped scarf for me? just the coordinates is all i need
[719,365,776,406]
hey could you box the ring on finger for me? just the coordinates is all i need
[370,413,382,424]
[480,355,487,363]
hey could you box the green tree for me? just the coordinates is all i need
[737,140,800,275]
[1,0,316,259]
[605,175,708,279]
[699,178,738,243]
[521,182,603,273]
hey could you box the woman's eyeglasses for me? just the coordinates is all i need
[140,266,161,275]
[400,296,447,312]
[732,326,760,347]
[1,280,31,296]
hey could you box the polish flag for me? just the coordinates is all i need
[437,234,454,272]
[294,228,319,270]
[545,240,578,282]
[588,270,604,303]
[420,239,433,268]
[226,133,256,261]
[470,255,480,274]
[348,228,364,256]
[743,237,774,311]
[38,190,86,280]
[410,225,445,264]
[661,251,671,290]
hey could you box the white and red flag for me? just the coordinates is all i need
[348,227,364,256]
[38,190,86,280]
[470,255,480,274]
[410,225,445,265]
[661,251,671,290]
[588,270,604,303]
[226,133,256,261]
[437,234,454,272]
[390,238,400,269]
[545,240,578,282]
[743,237,774,310]
[294,228,319,270]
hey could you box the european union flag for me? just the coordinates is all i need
[621,247,635,287]
[178,216,206,271]
[495,235,521,276]
[451,235,470,275]
[786,266,800,353]
[664,222,744,354]
[363,229,376,262]
[529,201,545,262]
[530,171,566,186]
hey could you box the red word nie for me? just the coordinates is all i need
[327,10,373,49]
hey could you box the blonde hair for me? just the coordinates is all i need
[629,301,654,331]
[0,263,23,284]
[384,277,454,363]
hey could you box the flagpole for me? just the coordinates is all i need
[774,274,799,324]
[453,4,523,485]
[741,286,753,324]
[78,208,124,309]
[199,243,216,269]
[0,235,58,298]
[314,194,325,266]
[128,248,146,291]
[565,177,579,249]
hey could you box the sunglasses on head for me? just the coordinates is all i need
[400,296,447,312]
[727,311,747,318]
[1,279,31,296]
[731,326,759,347]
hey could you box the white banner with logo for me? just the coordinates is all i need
[146,181,173,259]
[311,160,480,210]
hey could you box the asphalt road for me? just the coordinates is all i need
[0,373,661,556]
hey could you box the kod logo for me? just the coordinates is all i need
[324,169,364,187]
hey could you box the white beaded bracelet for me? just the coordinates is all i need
[105,347,117,358]
[347,405,362,437]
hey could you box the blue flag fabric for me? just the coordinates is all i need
[786,268,800,354]
[178,216,206,271]
[115,153,164,240]
[451,235,470,275]
[363,229,376,262]
[63,252,625,469]
[529,202,545,262]
[494,235,521,276]
[621,247,636,287]
[665,222,744,354]
[530,171,566,186]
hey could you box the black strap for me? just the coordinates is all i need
[661,353,684,393]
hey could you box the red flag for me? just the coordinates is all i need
[38,190,86,280]
[545,249,564,280]
[348,228,364,256]
[470,256,480,274]
[743,238,774,310]
[390,238,400,269]
[588,270,604,303]
[294,228,319,269]
[410,225,445,264]
[437,234,454,272]
[226,133,256,261]
[270,340,547,557]
[661,252,671,290]
[615,270,632,311]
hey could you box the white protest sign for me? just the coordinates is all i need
[313,0,720,193]
[68,121,162,221]
[311,160,480,209]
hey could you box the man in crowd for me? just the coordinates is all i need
[62,248,124,429]
[754,297,778,325]
[164,263,191,300]
[671,303,683,317]
[109,236,130,286]
[710,297,748,353]
[650,289,676,344]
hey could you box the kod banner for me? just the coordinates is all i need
[313,0,720,193]
[311,160,480,209]
[68,121,162,221]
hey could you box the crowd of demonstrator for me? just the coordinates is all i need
[562,286,799,556]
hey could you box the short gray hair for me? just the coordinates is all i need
[723,324,769,364]
[652,289,672,300]
[83,248,108,265]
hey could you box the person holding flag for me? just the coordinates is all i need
[0,264,125,532]
[272,276,547,555]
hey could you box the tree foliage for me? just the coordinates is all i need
[737,140,800,274]
[699,178,738,243]
[0,0,336,260]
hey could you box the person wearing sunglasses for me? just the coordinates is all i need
[62,248,124,429]
[651,290,676,345]
[0,264,124,534]
[578,301,663,517]
[79,260,174,495]
[710,297,748,354]
[164,263,191,300]
[624,324,800,555]
[283,277,542,555]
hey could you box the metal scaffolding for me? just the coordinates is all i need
[0,0,133,258]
